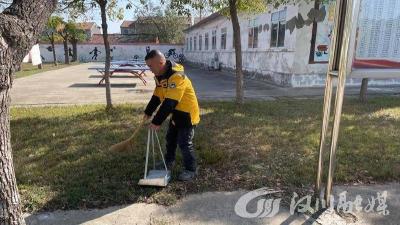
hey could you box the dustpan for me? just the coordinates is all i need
[138,128,171,187]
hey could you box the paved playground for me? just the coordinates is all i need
[10,63,400,106]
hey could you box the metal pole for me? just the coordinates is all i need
[144,129,151,179]
[315,74,333,195]
[315,0,343,197]
[325,0,357,205]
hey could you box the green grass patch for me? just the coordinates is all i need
[15,62,80,79]
[11,97,400,212]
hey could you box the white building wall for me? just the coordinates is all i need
[184,5,302,86]
[40,44,184,63]
[184,2,400,87]
[291,2,331,87]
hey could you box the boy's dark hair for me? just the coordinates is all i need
[145,49,163,60]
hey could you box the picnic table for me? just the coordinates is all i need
[89,63,150,85]
[111,60,147,67]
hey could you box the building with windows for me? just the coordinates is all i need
[184,1,369,87]
[183,3,336,87]
[184,1,400,87]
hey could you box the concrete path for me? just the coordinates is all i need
[11,63,400,106]
[11,63,154,106]
[24,183,400,225]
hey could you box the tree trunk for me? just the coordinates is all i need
[359,78,368,103]
[99,1,113,109]
[229,0,244,105]
[63,38,70,65]
[0,86,23,224]
[0,1,56,224]
[51,35,58,66]
[199,8,202,20]
[71,40,78,62]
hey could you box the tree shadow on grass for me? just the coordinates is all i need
[192,97,400,193]
[12,105,164,212]
[11,97,400,224]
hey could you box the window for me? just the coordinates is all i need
[190,37,192,51]
[248,26,259,48]
[199,35,202,50]
[221,28,227,50]
[205,33,209,50]
[212,30,217,50]
[271,8,286,47]
[194,36,197,51]
[186,38,189,50]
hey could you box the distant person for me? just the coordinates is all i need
[146,46,151,54]
[89,47,101,60]
[110,47,114,61]
[68,47,73,57]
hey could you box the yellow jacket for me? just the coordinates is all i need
[145,61,200,127]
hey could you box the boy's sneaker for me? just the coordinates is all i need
[178,168,198,181]
[155,161,174,171]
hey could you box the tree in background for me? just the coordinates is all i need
[0,1,56,224]
[41,18,87,64]
[359,78,368,103]
[42,16,64,66]
[55,20,69,64]
[56,20,83,65]
[68,22,88,62]
[170,0,314,105]
[192,0,211,20]
[163,8,190,44]
[61,0,125,109]
[170,0,269,105]
[132,1,190,44]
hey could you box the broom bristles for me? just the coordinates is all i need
[109,139,134,152]
[109,119,145,152]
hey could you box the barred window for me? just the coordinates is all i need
[271,8,287,47]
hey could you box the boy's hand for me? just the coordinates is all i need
[143,114,151,121]
[149,123,161,131]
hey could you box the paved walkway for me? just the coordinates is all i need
[11,63,400,106]
[24,183,400,225]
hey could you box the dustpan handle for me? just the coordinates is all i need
[154,131,168,172]
[151,129,155,170]
[144,128,151,179]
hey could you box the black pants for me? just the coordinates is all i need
[165,121,197,172]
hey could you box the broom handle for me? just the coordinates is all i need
[127,119,146,142]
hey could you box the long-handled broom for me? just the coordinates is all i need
[109,119,146,152]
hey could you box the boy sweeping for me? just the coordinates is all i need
[143,50,200,181]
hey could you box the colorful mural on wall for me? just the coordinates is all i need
[39,44,184,63]
[313,0,336,62]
